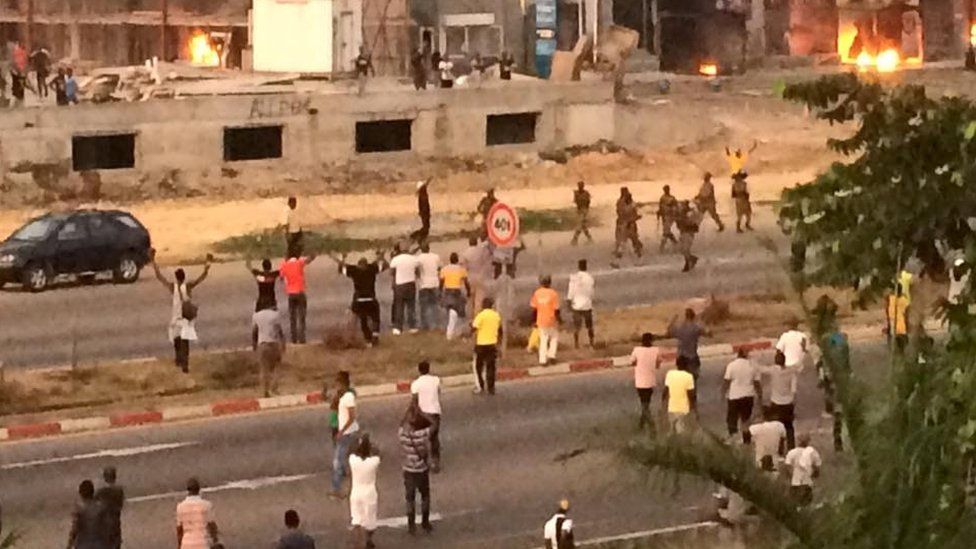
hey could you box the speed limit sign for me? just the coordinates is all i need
[486,202,520,247]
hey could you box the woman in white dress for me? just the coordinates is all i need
[349,434,380,549]
[150,249,212,373]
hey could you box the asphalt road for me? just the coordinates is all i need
[0,211,789,369]
[0,342,859,548]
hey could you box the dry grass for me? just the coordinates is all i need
[0,288,884,426]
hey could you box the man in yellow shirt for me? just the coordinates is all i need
[531,275,562,366]
[662,356,697,433]
[440,253,470,340]
[886,284,909,353]
[725,141,757,177]
[471,297,503,395]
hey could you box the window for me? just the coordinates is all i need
[441,13,503,56]
[57,220,87,241]
[224,126,283,162]
[113,213,143,230]
[10,217,59,241]
[85,214,118,239]
[355,120,413,153]
[72,134,136,171]
[486,113,539,146]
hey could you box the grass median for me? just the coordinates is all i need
[0,288,883,427]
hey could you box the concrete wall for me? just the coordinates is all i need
[0,81,615,189]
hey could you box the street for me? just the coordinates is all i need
[0,341,860,548]
[0,210,788,368]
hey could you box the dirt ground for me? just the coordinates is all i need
[1,65,970,263]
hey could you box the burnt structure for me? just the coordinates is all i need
[658,0,747,74]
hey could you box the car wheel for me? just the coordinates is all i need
[22,263,50,292]
[113,253,140,284]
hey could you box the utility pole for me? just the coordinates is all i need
[25,0,34,50]
[160,0,168,61]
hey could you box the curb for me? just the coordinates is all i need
[0,338,777,443]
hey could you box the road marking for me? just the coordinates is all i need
[2,441,197,470]
[575,521,719,546]
[374,512,445,529]
[129,473,315,503]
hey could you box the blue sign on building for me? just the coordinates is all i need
[535,0,558,78]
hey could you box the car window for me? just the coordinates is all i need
[86,214,119,239]
[113,214,142,230]
[9,217,58,241]
[57,220,88,241]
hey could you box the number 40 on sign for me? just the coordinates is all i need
[486,203,520,247]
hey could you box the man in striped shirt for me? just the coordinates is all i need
[176,478,219,549]
[399,406,433,535]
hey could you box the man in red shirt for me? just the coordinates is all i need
[279,249,316,344]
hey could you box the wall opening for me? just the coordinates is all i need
[72,134,136,171]
[355,120,413,153]
[486,113,538,146]
[224,125,284,161]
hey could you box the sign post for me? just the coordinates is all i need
[486,203,521,358]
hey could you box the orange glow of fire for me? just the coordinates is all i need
[189,32,220,67]
[698,63,718,77]
[971,23,976,47]
[853,49,900,73]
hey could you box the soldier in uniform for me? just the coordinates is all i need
[611,187,643,268]
[731,171,753,233]
[695,172,724,232]
[657,185,679,252]
[476,189,498,238]
[677,201,703,272]
[570,181,593,245]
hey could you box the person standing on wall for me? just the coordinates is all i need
[499,50,515,81]
[390,243,421,335]
[150,249,212,373]
[29,45,50,99]
[567,259,595,349]
[411,48,427,91]
[280,249,316,344]
[471,297,503,395]
[438,56,454,89]
[570,181,594,246]
[355,47,375,95]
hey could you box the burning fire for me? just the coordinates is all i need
[971,23,976,47]
[698,63,718,77]
[189,31,220,67]
[855,49,901,73]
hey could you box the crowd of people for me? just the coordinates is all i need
[1,41,78,107]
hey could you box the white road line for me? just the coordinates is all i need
[129,473,315,503]
[374,512,445,529]
[576,521,719,546]
[2,441,198,470]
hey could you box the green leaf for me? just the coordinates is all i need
[964,121,976,140]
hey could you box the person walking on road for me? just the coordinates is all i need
[663,356,697,433]
[390,244,421,335]
[280,250,316,344]
[349,435,381,548]
[150,250,212,374]
[567,260,595,348]
[416,243,442,331]
[399,404,434,535]
[784,434,822,507]
[723,347,762,443]
[612,187,643,268]
[657,185,680,252]
[95,467,125,549]
[281,196,304,252]
[776,318,809,369]
[543,499,575,549]
[411,361,443,472]
[532,275,562,366]
[570,181,594,245]
[334,252,387,346]
[245,257,280,311]
[252,304,286,397]
[67,480,107,549]
[676,201,703,272]
[668,308,708,383]
[631,332,662,429]
[763,349,800,450]
[440,253,470,340]
[176,478,219,549]
[331,371,360,499]
[695,172,725,232]
[276,510,316,549]
[731,172,753,233]
[749,407,787,465]
[471,298,503,395]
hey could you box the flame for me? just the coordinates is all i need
[189,31,220,67]
[698,63,718,77]
[971,23,976,47]
[852,49,900,73]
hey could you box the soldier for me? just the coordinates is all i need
[570,181,593,245]
[476,188,498,237]
[677,201,703,272]
[657,185,679,252]
[695,172,724,232]
[611,187,643,268]
[731,171,753,232]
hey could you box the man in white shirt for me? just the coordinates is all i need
[416,244,442,331]
[784,434,821,506]
[762,350,800,450]
[176,478,219,549]
[567,259,595,348]
[748,407,787,465]
[410,360,442,472]
[776,319,809,369]
[331,371,360,498]
[389,243,420,335]
[281,196,304,253]
[722,347,762,443]
[543,499,574,549]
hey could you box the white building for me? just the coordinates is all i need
[251,0,363,74]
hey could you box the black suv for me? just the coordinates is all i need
[0,210,152,292]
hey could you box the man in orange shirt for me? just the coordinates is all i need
[279,249,317,344]
[531,275,562,366]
